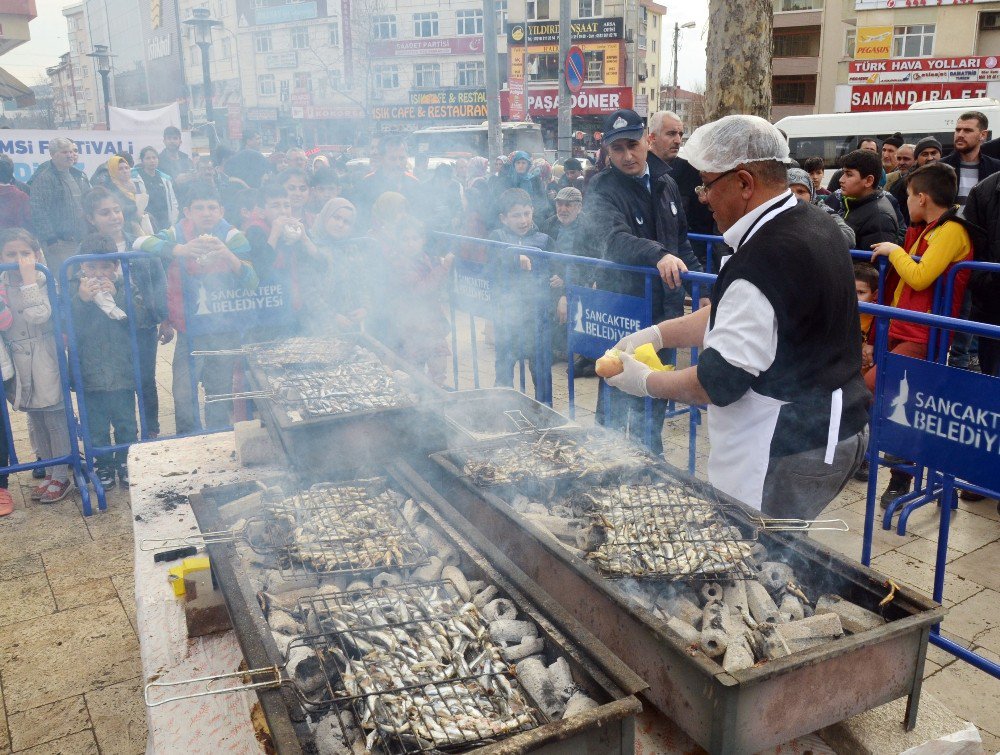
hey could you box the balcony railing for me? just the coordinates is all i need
[773,0,823,11]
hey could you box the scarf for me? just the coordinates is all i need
[108,156,136,202]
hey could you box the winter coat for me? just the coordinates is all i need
[0,184,30,229]
[582,165,704,321]
[133,168,179,231]
[960,171,1000,323]
[157,149,194,181]
[75,234,168,331]
[0,271,63,410]
[841,191,904,249]
[486,225,550,328]
[69,278,135,392]
[26,161,91,245]
[939,150,1000,185]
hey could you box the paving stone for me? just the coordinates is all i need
[893,536,966,567]
[940,590,1000,645]
[980,727,1000,754]
[0,682,10,753]
[0,599,139,714]
[0,554,44,582]
[85,677,146,755]
[111,573,138,637]
[974,627,1000,658]
[8,696,90,752]
[0,504,91,560]
[949,542,1000,593]
[0,570,55,628]
[870,551,984,607]
[13,729,99,754]
[904,507,1000,555]
[43,534,134,611]
[923,646,1000,744]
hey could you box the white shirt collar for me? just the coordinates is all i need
[722,190,795,250]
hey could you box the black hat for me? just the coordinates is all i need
[602,109,645,144]
[563,158,583,171]
[884,132,904,148]
[914,136,943,158]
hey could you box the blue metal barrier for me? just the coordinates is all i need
[0,263,93,513]
[58,252,226,512]
[861,300,1000,679]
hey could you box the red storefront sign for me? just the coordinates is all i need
[850,82,989,112]
[849,56,999,74]
[371,37,484,57]
[501,86,633,117]
[509,77,526,121]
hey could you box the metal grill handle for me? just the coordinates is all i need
[144,666,283,707]
[140,527,243,551]
[189,348,249,356]
[504,410,537,433]
[754,517,850,532]
[203,390,277,404]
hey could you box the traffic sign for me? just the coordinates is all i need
[566,46,585,94]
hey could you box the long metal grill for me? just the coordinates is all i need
[298,582,543,753]
[249,336,360,368]
[570,482,760,580]
[455,430,651,487]
[263,361,414,419]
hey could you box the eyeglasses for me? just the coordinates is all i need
[694,168,740,198]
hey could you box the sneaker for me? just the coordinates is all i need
[96,467,116,489]
[853,459,870,482]
[31,460,46,479]
[117,465,129,486]
[30,478,52,501]
[880,474,913,510]
[39,479,72,504]
[0,489,13,516]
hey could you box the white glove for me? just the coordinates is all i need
[614,325,662,354]
[606,351,652,397]
[94,291,127,321]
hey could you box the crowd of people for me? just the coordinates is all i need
[0,106,996,519]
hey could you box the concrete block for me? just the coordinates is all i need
[233,420,277,467]
[779,593,806,622]
[816,594,887,634]
[773,613,845,653]
[722,634,756,673]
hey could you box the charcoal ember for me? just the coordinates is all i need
[779,592,806,622]
[661,594,703,629]
[482,598,518,622]
[666,616,701,645]
[815,594,887,634]
[758,561,796,592]
[700,601,730,658]
[773,613,844,653]
[490,619,538,644]
[563,690,600,718]
[372,572,402,589]
[503,636,545,663]
[548,657,576,701]
[723,580,756,629]
[746,580,782,625]
[472,584,499,609]
[722,634,756,673]
[267,608,300,635]
[411,556,444,582]
[700,582,724,605]
[441,565,472,601]
[516,656,565,719]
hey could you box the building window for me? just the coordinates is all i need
[526,0,549,21]
[253,31,272,53]
[373,64,399,89]
[773,29,821,57]
[772,75,816,105]
[982,12,1000,31]
[892,24,934,57]
[579,0,602,17]
[413,12,439,38]
[528,53,559,81]
[413,63,441,88]
[772,0,824,10]
[290,26,309,49]
[844,28,856,57]
[456,60,485,87]
[258,74,276,96]
[221,38,232,57]
[329,21,340,46]
[495,0,508,30]
[293,72,312,92]
[456,9,483,36]
[372,15,397,40]
[585,50,604,81]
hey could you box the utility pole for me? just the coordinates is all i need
[557,0,572,159]
[671,21,695,113]
[482,0,502,160]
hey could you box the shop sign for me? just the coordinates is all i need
[409,88,486,106]
[509,77,526,121]
[856,0,995,8]
[849,56,1000,84]
[507,17,623,45]
[878,355,1000,492]
[302,105,364,119]
[566,285,649,360]
[255,0,317,24]
[510,42,621,87]
[854,26,893,60]
[246,107,279,121]
[849,82,989,112]
[372,101,488,120]
[501,86,633,117]
[266,51,298,69]
[371,36,483,57]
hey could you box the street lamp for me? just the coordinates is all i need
[671,21,696,113]
[86,44,114,128]
[184,8,223,133]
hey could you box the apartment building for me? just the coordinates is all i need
[53,3,100,128]
[771,0,1000,118]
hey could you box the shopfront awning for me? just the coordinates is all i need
[0,66,35,107]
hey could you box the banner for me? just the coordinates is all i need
[566,285,649,360]
[849,82,991,112]
[878,355,1000,492]
[507,17,623,45]
[108,102,182,133]
[0,129,193,183]
[450,258,493,319]
[854,26,893,60]
[509,76,526,122]
[182,266,292,337]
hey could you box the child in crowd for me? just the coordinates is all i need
[0,229,72,503]
[307,197,372,334]
[134,182,257,433]
[870,162,979,506]
[307,169,340,216]
[384,217,453,386]
[243,182,317,340]
[82,187,170,438]
[71,233,137,487]
[853,262,879,375]
[487,188,551,388]
[276,168,311,223]
[803,157,831,199]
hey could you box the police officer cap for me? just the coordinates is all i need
[602,109,646,144]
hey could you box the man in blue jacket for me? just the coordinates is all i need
[582,108,704,453]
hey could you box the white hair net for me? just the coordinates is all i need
[679,114,792,174]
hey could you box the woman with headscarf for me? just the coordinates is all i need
[465,156,490,188]
[98,154,149,236]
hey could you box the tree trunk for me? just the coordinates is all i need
[705,0,773,121]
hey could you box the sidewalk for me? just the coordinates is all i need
[0,328,995,753]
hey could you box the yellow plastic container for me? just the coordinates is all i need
[167,556,210,597]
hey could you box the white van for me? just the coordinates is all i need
[410,122,545,160]
[774,98,1000,170]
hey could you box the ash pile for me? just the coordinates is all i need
[228,475,609,753]
[503,476,887,673]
